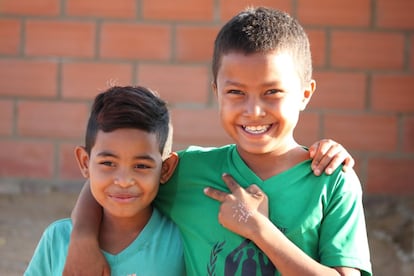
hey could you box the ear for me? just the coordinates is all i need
[160,152,179,184]
[211,81,218,98]
[300,79,316,111]
[74,146,90,178]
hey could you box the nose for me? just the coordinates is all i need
[114,169,135,188]
[245,97,265,118]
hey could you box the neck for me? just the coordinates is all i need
[99,207,153,254]
[237,141,309,180]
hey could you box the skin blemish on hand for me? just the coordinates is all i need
[232,201,254,223]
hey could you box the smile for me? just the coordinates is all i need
[242,124,272,134]
[109,193,139,203]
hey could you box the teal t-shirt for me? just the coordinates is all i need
[155,144,372,275]
[24,208,185,276]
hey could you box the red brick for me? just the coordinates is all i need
[377,0,414,29]
[17,101,89,139]
[402,116,414,153]
[366,158,414,194]
[308,29,326,67]
[0,19,21,55]
[0,140,54,178]
[175,25,218,62]
[138,64,210,104]
[171,108,231,148]
[410,36,414,70]
[100,23,171,60]
[372,74,414,112]
[324,114,398,152]
[0,100,13,136]
[331,31,404,70]
[351,156,364,177]
[59,143,83,180]
[26,20,95,57]
[0,0,59,16]
[62,62,133,100]
[142,0,213,20]
[0,59,58,97]
[66,0,137,18]
[295,112,320,146]
[220,0,292,20]
[298,0,370,27]
[310,72,366,110]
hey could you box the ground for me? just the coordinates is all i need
[0,192,413,275]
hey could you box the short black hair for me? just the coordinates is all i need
[212,7,312,86]
[84,86,172,158]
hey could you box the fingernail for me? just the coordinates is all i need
[314,169,320,176]
[326,168,333,175]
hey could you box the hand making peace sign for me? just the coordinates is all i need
[204,173,269,240]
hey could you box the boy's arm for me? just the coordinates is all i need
[63,181,110,276]
[204,174,361,276]
[309,139,355,176]
[249,214,361,275]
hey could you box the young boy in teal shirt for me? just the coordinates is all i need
[63,7,370,276]
[25,86,185,275]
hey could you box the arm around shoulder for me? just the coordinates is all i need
[63,181,110,275]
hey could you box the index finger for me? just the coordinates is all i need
[204,186,228,202]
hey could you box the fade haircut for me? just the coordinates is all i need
[212,6,312,86]
[84,86,172,159]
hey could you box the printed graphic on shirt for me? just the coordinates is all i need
[207,239,276,275]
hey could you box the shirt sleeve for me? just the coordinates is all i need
[319,169,372,276]
[24,227,53,276]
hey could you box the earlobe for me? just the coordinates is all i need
[160,152,179,184]
[300,80,316,111]
[74,146,90,178]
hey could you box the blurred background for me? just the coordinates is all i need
[0,0,413,275]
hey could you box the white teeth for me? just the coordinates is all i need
[243,125,270,134]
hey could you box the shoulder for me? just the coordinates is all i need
[317,168,364,214]
[45,218,72,232]
[150,209,183,247]
[40,218,72,241]
[152,208,180,233]
[330,167,363,194]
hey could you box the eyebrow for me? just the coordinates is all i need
[96,151,156,161]
[224,80,243,86]
[224,79,282,88]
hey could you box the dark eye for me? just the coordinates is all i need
[100,161,115,167]
[265,89,282,95]
[135,164,150,169]
[227,89,244,95]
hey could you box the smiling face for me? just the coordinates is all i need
[213,50,315,160]
[77,128,164,221]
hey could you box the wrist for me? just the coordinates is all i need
[246,212,269,240]
[70,225,99,243]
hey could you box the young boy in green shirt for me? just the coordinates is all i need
[63,7,370,276]
[201,7,371,275]
[25,86,185,275]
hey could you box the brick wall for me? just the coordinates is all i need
[0,0,413,194]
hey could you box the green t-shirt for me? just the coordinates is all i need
[155,144,372,275]
[24,208,185,276]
